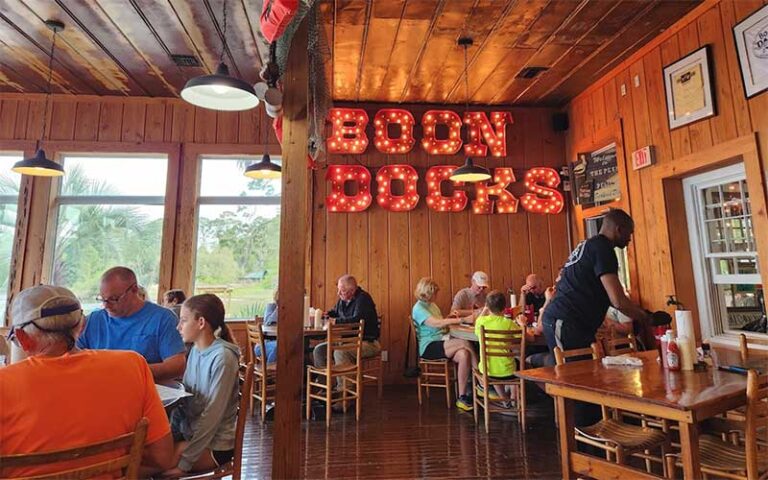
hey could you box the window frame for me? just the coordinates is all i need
[0,151,24,324]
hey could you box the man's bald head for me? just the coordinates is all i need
[101,266,137,285]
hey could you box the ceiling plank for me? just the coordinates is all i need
[332,0,368,101]
[355,0,399,102]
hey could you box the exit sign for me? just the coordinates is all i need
[632,146,655,170]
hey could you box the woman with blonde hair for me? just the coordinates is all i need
[412,277,476,411]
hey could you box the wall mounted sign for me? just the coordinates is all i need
[325,165,563,215]
[631,145,655,171]
[571,143,620,207]
[733,4,768,99]
[327,107,512,156]
[663,46,716,129]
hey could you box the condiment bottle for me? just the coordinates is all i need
[678,335,695,371]
[666,334,680,371]
[313,308,323,329]
[660,330,671,369]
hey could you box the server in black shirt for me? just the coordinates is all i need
[542,209,648,424]
[312,274,381,370]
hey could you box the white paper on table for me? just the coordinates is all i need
[155,383,192,404]
[601,356,643,367]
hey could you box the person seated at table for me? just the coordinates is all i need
[163,294,240,478]
[524,284,556,368]
[78,266,186,381]
[0,285,173,478]
[519,273,546,317]
[313,275,380,370]
[254,289,278,364]
[163,289,187,318]
[413,277,477,411]
[451,271,490,317]
[475,290,522,405]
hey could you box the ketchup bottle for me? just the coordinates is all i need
[524,304,535,326]
[666,334,680,372]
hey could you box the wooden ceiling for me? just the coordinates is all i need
[0,0,702,106]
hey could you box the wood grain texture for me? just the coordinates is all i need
[565,0,768,341]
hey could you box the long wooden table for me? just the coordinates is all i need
[516,350,749,480]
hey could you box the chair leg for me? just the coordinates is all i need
[325,373,332,428]
[417,365,423,405]
[664,454,676,479]
[356,371,362,421]
[519,380,527,431]
[305,370,311,420]
[342,376,349,414]
[483,381,490,431]
[444,362,451,409]
[377,366,383,399]
[251,376,256,418]
[261,376,268,423]
[472,374,479,425]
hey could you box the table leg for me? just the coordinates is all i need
[555,395,575,480]
[678,421,701,479]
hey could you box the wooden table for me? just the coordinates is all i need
[449,324,547,346]
[261,325,326,339]
[516,350,749,480]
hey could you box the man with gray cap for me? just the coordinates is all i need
[0,285,173,478]
[451,271,490,318]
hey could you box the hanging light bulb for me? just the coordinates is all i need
[180,0,258,111]
[450,36,490,183]
[12,20,65,177]
[244,152,281,179]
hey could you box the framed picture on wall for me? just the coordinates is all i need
[733,4,768,99]
[663,46,716,129]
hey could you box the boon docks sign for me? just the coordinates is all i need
[324,107,564,215]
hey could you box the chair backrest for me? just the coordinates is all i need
[553,343,602,366]
[246,320,267,368]
[603,332,637,356]
[0,418,148,480]
[326,321,363,370]
[745,370,768,477]
[477,326,526,375]
[739,333,750,364]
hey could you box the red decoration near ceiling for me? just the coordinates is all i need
[472,168,519,214]
[328,108,369,154]
[425,166,468,212]
[259,0,299,43]
[376,165,419,211]
[325,165,372,212]
[420,110,462,155]
[373,109,416,154]
[520,167,564,214]
[463,111,513,158]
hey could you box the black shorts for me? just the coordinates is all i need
[421,341,446,360]
[211,449,234,466]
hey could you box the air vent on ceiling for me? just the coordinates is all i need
[517,66,549,79]
[171,54,201,67]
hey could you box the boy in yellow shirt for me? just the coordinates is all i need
[474,290,521,404]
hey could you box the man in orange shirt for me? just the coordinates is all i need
[0,285,174,478]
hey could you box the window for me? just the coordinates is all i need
[49,155,168,313]
[685,163,765,337]
[194,157,281,320]
[0,154,22,320]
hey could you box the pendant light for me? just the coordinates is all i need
[12,20,65,177]
[244,152,281,179]
[450,36,491,183]
[180,0,258,111]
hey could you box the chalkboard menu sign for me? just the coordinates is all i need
[571,143,620,208]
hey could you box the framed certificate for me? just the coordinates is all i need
[733,4,768,99]
[663,46,716,129]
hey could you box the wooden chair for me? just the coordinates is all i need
[410,318,455,409]
[180,362,254,480]
[603,332,638,356]
[665,369,768,480]
[554,343,670,475]
[740,333,751,364]
[361,316,384,398]
[472,325,527,431]
[306,321,364,427]
[246,320,276,422]
[0,418,148,479]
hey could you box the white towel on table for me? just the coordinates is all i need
[601,356,643,367]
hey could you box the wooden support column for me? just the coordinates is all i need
[272,17,309,480]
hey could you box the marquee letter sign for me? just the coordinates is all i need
[421,110,462,155]
[328,108,369,154]
[425,166,468,212]
[520,167,564,214]
[472,168,518,214]
[376,165,419,212]
[374,109,415,154]
[326,165,372,212]
[463,111,512,158]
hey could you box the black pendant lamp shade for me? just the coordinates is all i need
[244,153,281,179]
[451,157,491,183]
[450,36,491,183]
[12,148,64,177]
[181,62,259,111]
[13,20,66,177]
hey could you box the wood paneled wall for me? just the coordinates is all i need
[565,0,768,332]
[310,105,568,383]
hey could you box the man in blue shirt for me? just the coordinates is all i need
[78,266,186,381]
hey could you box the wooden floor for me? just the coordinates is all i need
[241,384,561,479]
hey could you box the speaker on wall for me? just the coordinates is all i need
[552,112,569,132]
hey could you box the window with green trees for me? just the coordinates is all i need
[50,155,168,312]
[0,154,21,321]
[195,157,281,320]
